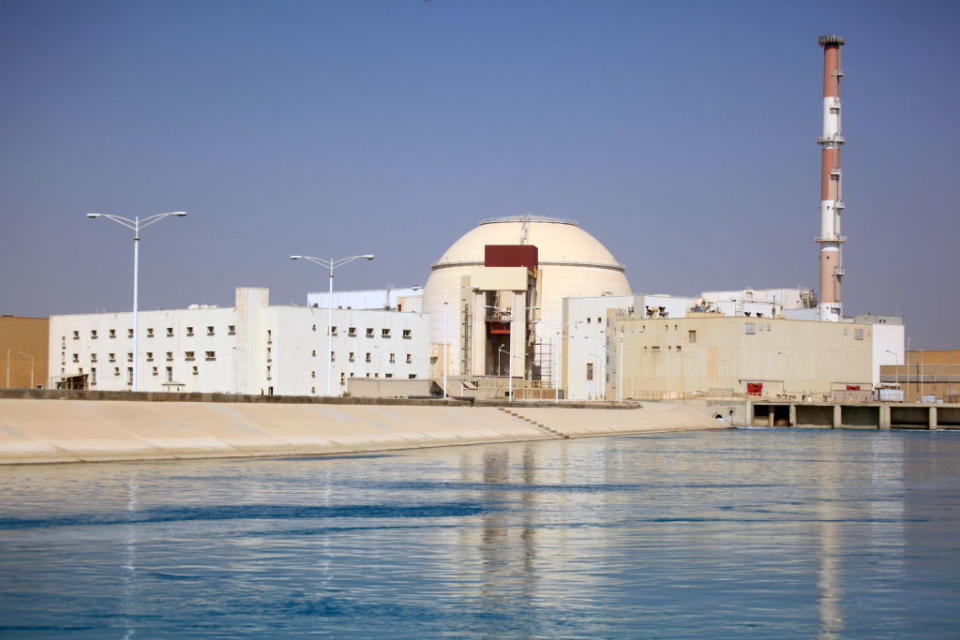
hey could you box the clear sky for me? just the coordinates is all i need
[1,0,957,348]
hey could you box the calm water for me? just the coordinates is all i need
[0,429,958,639]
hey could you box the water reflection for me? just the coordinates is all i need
[0,430,958,639]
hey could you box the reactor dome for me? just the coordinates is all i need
[422,214,632,361]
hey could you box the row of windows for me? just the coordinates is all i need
[310,326,414,339]
[72,326,235,340]
[71,365,199,386]
[311,350,413,364]
[69,351,217,363]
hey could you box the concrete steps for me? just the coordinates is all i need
[497,407,569,438]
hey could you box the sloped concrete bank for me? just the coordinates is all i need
[0,399,722,465]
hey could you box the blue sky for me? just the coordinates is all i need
[1,0,957,347]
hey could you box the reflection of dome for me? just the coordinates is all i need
[423,215,632,359]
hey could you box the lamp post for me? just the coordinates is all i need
[617,331,624,403]
[290,254,375,396]
[17,352,34,389]
[87,211,188,392]
[497,345,508,376]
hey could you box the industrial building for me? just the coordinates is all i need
[48,288,430,395]
[880,350,960,403]
[0,316,48,389]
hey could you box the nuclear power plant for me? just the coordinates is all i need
[30,35,923,405]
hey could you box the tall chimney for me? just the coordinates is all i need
[817,35,845,322]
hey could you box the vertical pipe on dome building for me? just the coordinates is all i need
[817,35,845,322]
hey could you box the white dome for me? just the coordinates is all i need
[423,215,632,376]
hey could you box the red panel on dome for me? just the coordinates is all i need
[484,245,538,271]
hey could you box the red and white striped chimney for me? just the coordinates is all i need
[817,35,845,322]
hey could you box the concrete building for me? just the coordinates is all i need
[606,314,877,401]
[0,316,49,389]
[880,349,960,403]
[49,287,430,395]
[421,214,631,397]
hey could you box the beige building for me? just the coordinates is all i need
[880,349,960,403]
[0,316,49,389]
[606,313,875,401]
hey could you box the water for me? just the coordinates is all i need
[0,428,958,639]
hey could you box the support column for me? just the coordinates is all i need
[789,404,797,427]
[879,404,891,429]
[929,406,939,430]
[832,405,842,429]
[768,407,775,428]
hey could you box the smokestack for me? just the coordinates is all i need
[817,35,845,322]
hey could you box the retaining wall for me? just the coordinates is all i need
[0,399,721,465]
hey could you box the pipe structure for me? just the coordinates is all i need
[817,35,846,322]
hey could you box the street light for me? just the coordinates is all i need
[87,211,188,392]
[290,254,375,396]
[497,345,508,376]
[17,352,34,389]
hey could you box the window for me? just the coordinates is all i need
[652,346,661,353]
[389,353,396,363]
[127,352,133,362]
[187,326,195,336]
[127,367,134,385]
[381,328,391,338]
[340,373,345,385]
[311,350,317,357]
[114,367,120,376]
[266,347,272,362]
[192,366,199,376]
[406,354,412,364]
[91,330,98,340]
[152,366,158,376]
[688,330,697,343]
[330,326,338,336]
[266,366,271,380]
[166,327,174,337]
[676,345,682,352]
[408,374,417,379]
[366,328,375,338]
[72,330,79,340]
[185,351,195,361]
[330,351,336,362]
[402,329,412,340]
[311,371,316,378]
[349,352,355,362]
[72,353,79,363]
[146,328,154,338]
[228,325,236,336]
[109,329,116,339]
[587,318,592,324]
[267,330,272,343]
[311,324,317,332]
[207,326,214,336]
[348,327,357,337]
[165,367,173,382]
[205,351,216,361]
[854,329,864,341]
[586,362,594,381]
[128,329,134,338]
[365,352,372,362]
[90,353,98,363]
[385,373,393,379]
[109,353,116,363]
[146,352,154,362]
[745,323,756,335]
[166,351,173,361]
[311,386,316,394]
[90,368,97,386]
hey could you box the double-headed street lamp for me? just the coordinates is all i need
[290,254,375,396]
[87,211,188,392]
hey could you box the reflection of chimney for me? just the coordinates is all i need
[817,35,845,322]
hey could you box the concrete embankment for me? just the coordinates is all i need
[0,398,722,465]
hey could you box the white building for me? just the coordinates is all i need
[49,287,431,396]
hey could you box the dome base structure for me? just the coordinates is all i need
[422,215,631,395]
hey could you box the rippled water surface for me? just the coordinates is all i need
[1,429,959,639]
